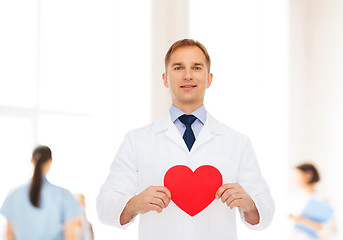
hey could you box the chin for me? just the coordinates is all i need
[179,98,201,105]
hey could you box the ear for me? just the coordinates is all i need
[162,73,169,88]
[206,73,213,88]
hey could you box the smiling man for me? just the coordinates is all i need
[162,43,212,114]
[97,39,274,240]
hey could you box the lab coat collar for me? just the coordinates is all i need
[152,111,225,152]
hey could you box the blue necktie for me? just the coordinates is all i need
[178,114,197,151]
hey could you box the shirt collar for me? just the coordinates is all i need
[43,174,49,183]
[169,104,207,124]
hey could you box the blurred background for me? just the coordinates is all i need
[0,0,342,239]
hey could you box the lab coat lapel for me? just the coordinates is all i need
[153,112,189,152]
[190,124,213,153]
[191,113,225,153]
[165,126,188,151]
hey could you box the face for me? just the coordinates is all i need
[163,46,213,108]
[293,169,312,188]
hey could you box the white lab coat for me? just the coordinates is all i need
[97,112,274,240]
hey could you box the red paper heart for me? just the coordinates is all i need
[164,165,223,217]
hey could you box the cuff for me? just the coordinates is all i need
[97,193,136,229]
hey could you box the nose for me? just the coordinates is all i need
[183,68,193,80]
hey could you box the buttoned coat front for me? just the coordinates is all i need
[97,112,274,240]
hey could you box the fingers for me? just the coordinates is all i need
[216,183,252,210]
[222,191,242,207]
[149,202,164,213]
[215,185,227,199]
[155,186,172,200]
[151,191,171,208]
[226,198,242,209]
[215,183,239,199]
[137,186,172,214]
[149,186,172,207]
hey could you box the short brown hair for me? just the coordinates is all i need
[164,39,211,72]
[296,163,321,184]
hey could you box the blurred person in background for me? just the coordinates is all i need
[0,145,83,240]
[289,163,336,240]
[74,193,94,240]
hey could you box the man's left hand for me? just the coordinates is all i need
[216,183,259,225]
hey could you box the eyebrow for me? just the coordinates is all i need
[171,63,183,67]
[171,62,204,67]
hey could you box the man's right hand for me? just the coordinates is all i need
[120,186,172,225]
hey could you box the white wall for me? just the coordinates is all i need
[290,0,343,238]
[151,0,190,120]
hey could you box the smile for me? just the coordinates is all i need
[180,85,197,88]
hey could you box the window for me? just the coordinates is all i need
[0,1,151,239]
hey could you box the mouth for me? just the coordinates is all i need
[180,84,197,89]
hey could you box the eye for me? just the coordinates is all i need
[174,67,183,70]
[194,67,201,70]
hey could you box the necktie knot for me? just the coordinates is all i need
[178,114,197,126]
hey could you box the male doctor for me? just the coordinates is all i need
[97,39,274,240]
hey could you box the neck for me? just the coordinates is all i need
[173,102,203,115]
[304,184,315,193]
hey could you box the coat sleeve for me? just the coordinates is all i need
[96,131,138,229]
[237,137,275,230]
